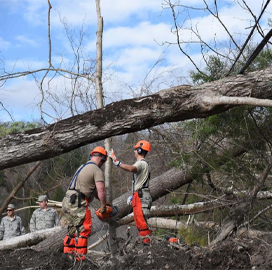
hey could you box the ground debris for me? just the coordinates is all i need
[0,236,272,269]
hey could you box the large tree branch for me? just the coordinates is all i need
[1,67,272,170]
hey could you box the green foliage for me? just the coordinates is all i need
[178,226,209,246]
[153,227,175,238]
[190,45,272,85]
[52,187,65,201]
[0,121,40,136]
[190,55,226,84]
[170,193,183,204]
[248,46,272,71]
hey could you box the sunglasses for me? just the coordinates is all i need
[7,209,13,212]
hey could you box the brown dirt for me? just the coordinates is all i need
[1,236,272,270]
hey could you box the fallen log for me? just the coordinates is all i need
[0,226,62,251]
[118,199,233,225]
[148,217,217,230]
[2,66,272,170]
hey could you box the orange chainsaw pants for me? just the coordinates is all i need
[63,198,92,259]
[132,190,152,242]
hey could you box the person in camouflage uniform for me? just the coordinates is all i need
[0,204,26,240]
[30,195,60,232]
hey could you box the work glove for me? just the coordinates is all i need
[109,149,121,167]
[100,205,107,214]
[127,195,133,205]
[95,205,119,221]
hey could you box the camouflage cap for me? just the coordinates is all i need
[7,204,15,209]
[37,195,48,202]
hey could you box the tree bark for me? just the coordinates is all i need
[1,67,272,170]
[117,199,233,225]
[0,227,63,251]
[147,217,217,230]
[112,168,193,219]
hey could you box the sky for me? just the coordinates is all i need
[0,0,271,123]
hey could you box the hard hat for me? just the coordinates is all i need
[90,146,107,156]
[133,140,151,152]
[7,204,15,209]
[37,195,48,202]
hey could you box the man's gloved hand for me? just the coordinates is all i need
[100,205,107,214]
[109,149,121,167]
[127,195,132,205]
[95,205,119,221]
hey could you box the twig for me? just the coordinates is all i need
[87,232,109,251]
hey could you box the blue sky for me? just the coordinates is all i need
[0,0,271,123]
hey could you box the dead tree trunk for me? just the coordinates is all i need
[147,217,217,230]
[32,227,67,252]
[118,199,233,225]
[1,67,272,170]
[113,168,193,219]
[0,227,63,251]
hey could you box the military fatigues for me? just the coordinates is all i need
[0,215,26,240]
[132,159,152,243]
[30,208,60,232]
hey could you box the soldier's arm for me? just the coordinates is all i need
[96,181,107,208]
[19,218,26,235]
[29,212,36,232]
[0,220,4,240]
[119,163,137,173]
[54,211,61,227]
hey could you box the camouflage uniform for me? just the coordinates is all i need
[62,192,88,236]
[62,160,104,258]
[0,215,26,240]
[30,207,60,232]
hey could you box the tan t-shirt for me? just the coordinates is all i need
[133,159,150,191]
[68,162,104,200]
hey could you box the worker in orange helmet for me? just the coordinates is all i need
[109,140,153,244]
[62,146,108,260]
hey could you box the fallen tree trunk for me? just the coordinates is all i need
[118,199,234,225]
[0,227,63,251]
[238,228,272,239]
[113,168,193,219]
[1,67,272,170]
[147,217,217,230]
[0,194,269,251]
[32,227,67,252]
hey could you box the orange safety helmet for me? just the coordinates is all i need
[133,140,151,152]
[90,146,107,156]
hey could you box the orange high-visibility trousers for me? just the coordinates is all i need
[63,199,92,259]
[64,234,76,255]
[132,190,152,241]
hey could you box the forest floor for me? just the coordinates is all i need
[1,235,272,270]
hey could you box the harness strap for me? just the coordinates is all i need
[68,161,95,189]
[68,161,97,207]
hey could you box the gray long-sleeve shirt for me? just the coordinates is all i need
[0,215,26,240]
[30,207,60,232]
